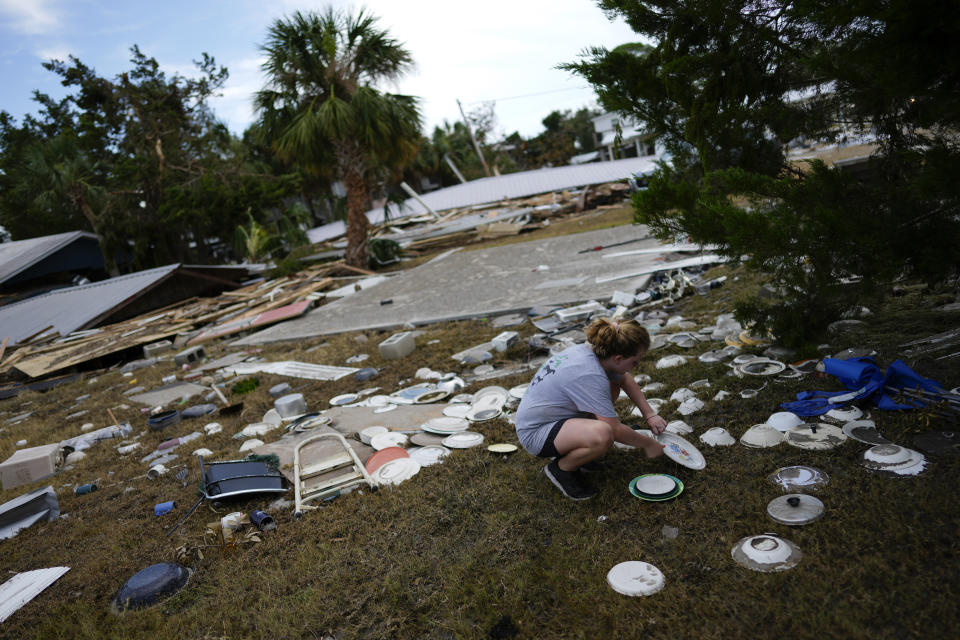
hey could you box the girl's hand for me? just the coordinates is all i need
[645,414,668,435]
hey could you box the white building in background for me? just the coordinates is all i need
[588,112,665,163]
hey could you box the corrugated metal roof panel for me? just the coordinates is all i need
[0,231,101,285]
[305,157,660,243]
[0,265,179,344]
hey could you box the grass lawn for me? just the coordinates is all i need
[1,207,958,639]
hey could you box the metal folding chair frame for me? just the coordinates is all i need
[293,432,377,517]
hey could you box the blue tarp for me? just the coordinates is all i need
[780,358,946,417]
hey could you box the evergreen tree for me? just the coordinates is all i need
[564,0,960,345]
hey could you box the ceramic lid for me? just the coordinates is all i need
[606,561,665,597]
[732,535,802,572]
[442,432,485,448]
[740,424,785,448]
[767,466,829,491]
[700,427,735,446]
[767,494,825,525]
[657,433,706,470]
[370,432,407,451]
[842,420,890,445]
[371,457,421,486]
[785,423,847,450]
[364,446,409,474]
[408,445,450,466]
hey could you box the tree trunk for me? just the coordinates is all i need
[343,168,370,268]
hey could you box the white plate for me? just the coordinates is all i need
[371,458,421,485]
[422,416,469,433]
[330,393,359,406]
[370,432,408,451]
[842,420,890,445]
[634,474,676,495]
[414,389,450,404]
[466,407,502,422]
[508,384,529,400]
[487,443,518,454]
[657,432,706,470]
[442,404,471,418]
[408,445,451,466]
[442,432,485,448]
[373,404,398,413]
[607,561,665,597]
[472,386,509,408]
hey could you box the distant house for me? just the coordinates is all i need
[0,232,107,302]
[591,112,664,163]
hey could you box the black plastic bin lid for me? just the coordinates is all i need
[112,563,191,612]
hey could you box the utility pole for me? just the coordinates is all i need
[457,99,491,178]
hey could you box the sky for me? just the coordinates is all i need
[0,0,640,140]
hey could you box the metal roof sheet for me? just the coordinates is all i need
[0,264,247,345]
[306,157,659,244]
[0,231,101,285]
[0,265,178,344]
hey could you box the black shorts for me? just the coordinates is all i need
[537,419,568,458]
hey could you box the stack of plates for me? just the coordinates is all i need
[629,474,684,501]
[364,447,409,474]
[421,416,469,435]
[860,444,927,476]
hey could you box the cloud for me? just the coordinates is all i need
[0,0,61,34]
[35,45,71,63]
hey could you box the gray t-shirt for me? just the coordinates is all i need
[515,343,620,454]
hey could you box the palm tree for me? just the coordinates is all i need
[254,8,422,268]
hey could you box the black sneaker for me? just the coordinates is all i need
[544,460,597,500]
[579,459,606,473]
